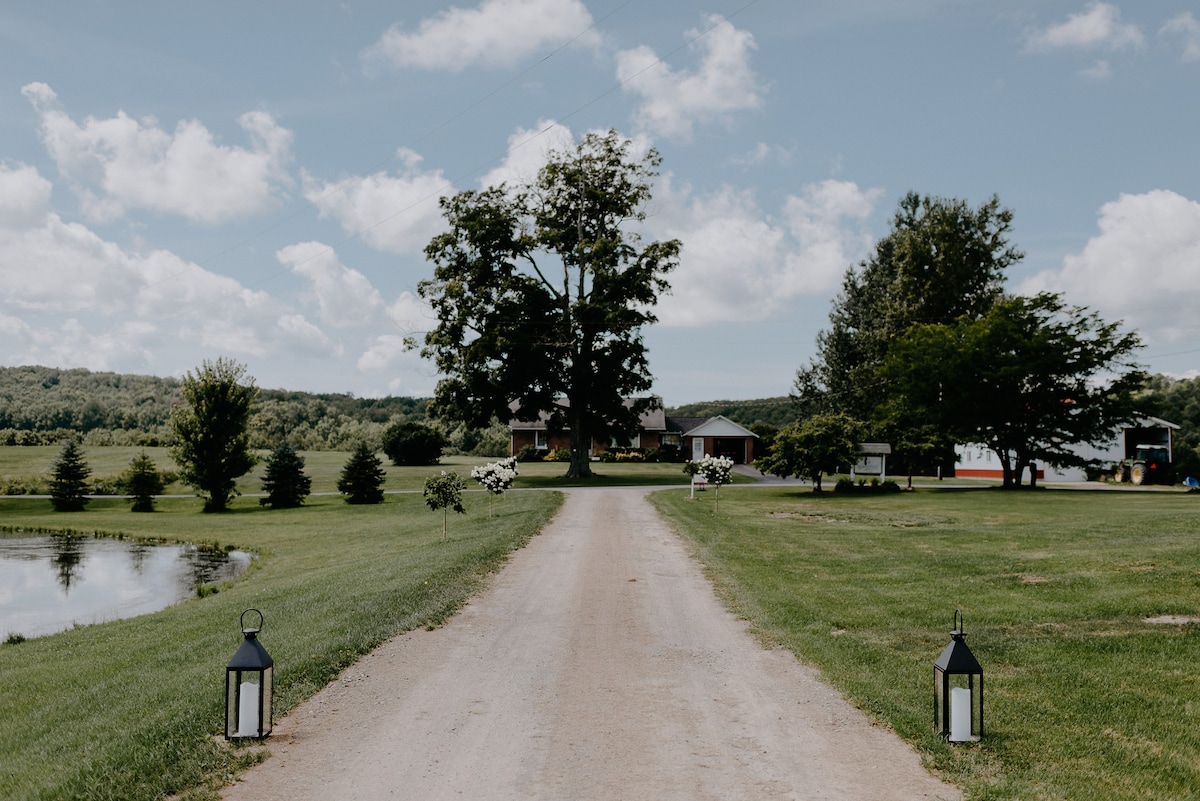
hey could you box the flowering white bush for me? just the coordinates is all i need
[695,454,735,513]
[698,454,734,487]
[471,456,518,495]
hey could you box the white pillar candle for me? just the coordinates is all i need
[237,681,260,736]
[949,686,972,742]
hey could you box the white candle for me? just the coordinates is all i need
[237,681,260,736]
[949,686,972,742]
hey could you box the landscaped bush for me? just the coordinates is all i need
[382,421,446,465]
[833,476,902,494]
[547,447,571,462]
[516,445,542,463]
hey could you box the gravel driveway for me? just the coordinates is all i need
[220,487,960,800]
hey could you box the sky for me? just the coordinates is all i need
[2,1,1199,408]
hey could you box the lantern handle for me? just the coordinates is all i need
[953,608,964,635]
[240,608,264,634]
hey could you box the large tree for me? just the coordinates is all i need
[170,358,258,512]
[880,293,1145,488]
[796,193,1023,428]
[417,130,681,478]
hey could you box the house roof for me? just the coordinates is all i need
[675,415,758,439]
[1128,415,1180,430]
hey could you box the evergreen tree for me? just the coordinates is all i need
[121,450,165,512]
[337,442,387,504]
[49,439,91,511]
[260,442,312,509]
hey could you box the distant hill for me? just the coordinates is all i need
[0,365,427,449]
[664,397,796,430]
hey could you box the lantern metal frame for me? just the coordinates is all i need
[224,608,274,740]
[933,609,983,742]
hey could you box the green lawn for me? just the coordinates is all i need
[0,489,562,801]
[8,442,1196,800]
[651,485,1200,800]
[0,445,708,496]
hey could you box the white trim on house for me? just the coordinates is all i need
[681,415,758,439]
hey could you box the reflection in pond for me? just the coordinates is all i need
[0,536,251,639]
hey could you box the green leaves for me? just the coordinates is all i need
[169,358,258,512]
[418,130,680,478]
[882,292,1144,486]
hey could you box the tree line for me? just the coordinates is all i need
[0,364,515,454]
[761,192,1195,489]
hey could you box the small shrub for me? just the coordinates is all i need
[547,447,571,462]
[118,451,166,512]
[424,470,466,541]
[4,633,26,646]
[516,445,543,463]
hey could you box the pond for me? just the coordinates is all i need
[0,535,251,639]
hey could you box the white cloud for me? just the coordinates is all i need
[1019,190,1200,346]
[0,162,53,229]
[383,291,437,336]
[0,197,331,367]
[1024,3,1145,52]
[276,241,383,328]
[477,120,578,190]
[359,292,438,380]
[616,16,766,142]
[22,82,293,225]
[1161,12,1200,62]
[1080,59,1112,79]
[302,148,448,255]
[362,0,599,72]
[650,178,882,326]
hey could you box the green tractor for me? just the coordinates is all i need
[1118,444,1173,486]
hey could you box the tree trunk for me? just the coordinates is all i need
[996,449,1014,489]
[565,417,593,479]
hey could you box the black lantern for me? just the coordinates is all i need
[934,609,983,742]
[225,608,274,740]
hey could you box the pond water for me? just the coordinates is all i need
[0,536,251,639]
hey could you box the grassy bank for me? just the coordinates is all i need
[0,489,561,801]
[651,485,1200,800]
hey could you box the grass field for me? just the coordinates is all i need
[652,484,1200,800]
[0,486,562,801]
[7,442,1199,799]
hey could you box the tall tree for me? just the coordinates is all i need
[796,193,1023,427]
[260,442,312,509]
[417,130,681,478]
[49,439,91,511]
[881,293,1145,488]
[170,358,258,512]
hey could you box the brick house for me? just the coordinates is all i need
[509,398,758,463]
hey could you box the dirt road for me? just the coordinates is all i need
[221,487,960,800]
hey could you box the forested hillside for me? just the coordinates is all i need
[0,365,429,451]
[664,397,796,429]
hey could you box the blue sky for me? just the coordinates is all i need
[1,1,1198,407]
